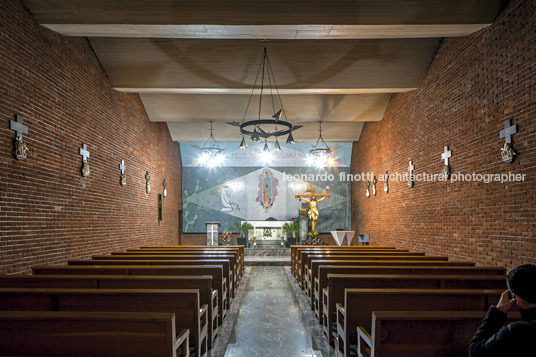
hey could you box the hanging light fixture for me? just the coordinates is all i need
[197,121,226,168]
[227,45,301,148]
[308,121,333,168]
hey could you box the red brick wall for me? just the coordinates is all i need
[351,0,536,269]
[0,0,182,274]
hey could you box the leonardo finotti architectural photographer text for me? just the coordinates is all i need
[283,171,526,184]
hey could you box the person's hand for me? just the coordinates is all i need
[496,290,516,313]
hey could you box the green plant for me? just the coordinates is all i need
[283,221,300,238]
[233,221,254,238]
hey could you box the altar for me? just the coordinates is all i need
[243,220,292,247]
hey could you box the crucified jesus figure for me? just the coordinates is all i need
[295,187,331,233]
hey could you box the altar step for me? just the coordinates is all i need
[244,257,291,266]
[244,248,291,257]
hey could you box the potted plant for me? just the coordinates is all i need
[233,221,254,247]
[283,219,300,247]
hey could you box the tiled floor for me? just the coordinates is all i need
[224,266,322,357]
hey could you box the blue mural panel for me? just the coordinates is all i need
[181,142,352,233]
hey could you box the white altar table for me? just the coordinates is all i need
[243,220,292,247]
[330,230,356,246]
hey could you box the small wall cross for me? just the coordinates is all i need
[119,160,126,175]
[441,146,452,165]
[79,144,90,162]
[10,115,28,138]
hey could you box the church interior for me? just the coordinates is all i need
[0,0,535,356]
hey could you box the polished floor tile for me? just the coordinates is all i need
[225,266,320,357]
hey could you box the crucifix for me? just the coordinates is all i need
[145,171,151,193]
[499,119,518,163]
[295,186,331,234]
[408,161,415,188]
[79,143,90,177]
[119,160,126,187]
[10,114,29,160]
[441,146,452,179]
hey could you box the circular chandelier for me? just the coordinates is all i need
[307,121,336,168]
[197,121,225,168]
[227,45,301,150]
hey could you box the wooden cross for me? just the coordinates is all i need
[10,115,28,139]
[294,186,330,199]
[79,144,90,162]
[500,119,517,144]
[441,146,452,165]
[119,160,126,174]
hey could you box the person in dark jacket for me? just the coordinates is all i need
[469,264,536,356]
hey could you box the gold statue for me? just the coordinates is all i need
[295,186,331,233]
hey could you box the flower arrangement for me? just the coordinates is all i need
[221,231,232,246]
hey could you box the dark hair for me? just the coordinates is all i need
[506,264,536,304]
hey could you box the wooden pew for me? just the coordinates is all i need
[291,246,395,277]
[300,254,449,289]
[108,252,240,286]
[0,288,208,357]
[301,252,448,286]
[33,265,227,325]
[322,274,505,344]
[305,258,471,297]
[295,249,402,281]
[117,250,243,288]
[336,288,503,357]
[126,248,242,270]
[292,246,397,278]
[92,254,238,295]
[0,311,189,357]
[131,247,244,279]
[0,274,218,348]
[298,249,413,278]
[68,259,234,306]
[357,311,521,357]
[141,245,244,275]
[314,265,506,327]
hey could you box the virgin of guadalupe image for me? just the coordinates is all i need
[256,169,279,212]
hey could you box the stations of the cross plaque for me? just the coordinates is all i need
[79,143,90,177]
[119,160,126,187]
[499,119,518,163]
[10,114,29,160]
[441,146,452,179]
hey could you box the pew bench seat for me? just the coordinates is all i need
[356,310,521,357]
[0,288,207,357]
[0,310,189,357]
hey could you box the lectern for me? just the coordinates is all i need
[205,222,221,246]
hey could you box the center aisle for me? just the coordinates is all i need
[225,266,320,357]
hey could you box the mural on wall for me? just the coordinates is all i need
[180,142,352,233]
[256,169,279,212]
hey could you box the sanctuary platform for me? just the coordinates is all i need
[244,248,291,266]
